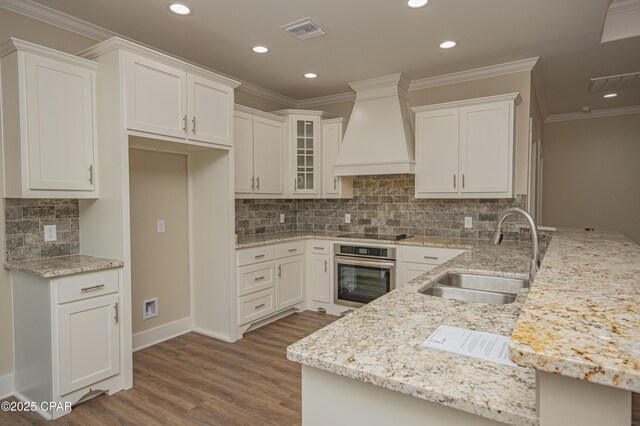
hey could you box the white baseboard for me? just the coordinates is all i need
[0,373,13,400]
[132,317,192,352]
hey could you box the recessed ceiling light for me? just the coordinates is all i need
[252,46,269,54]
[603,93,618,98]
[304,73,318,79]
[169,3,191,15]
[439,41,457,49]
[407,0,428,8]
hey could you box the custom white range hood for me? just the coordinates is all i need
[333,73,415,176]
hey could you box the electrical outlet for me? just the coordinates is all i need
[464,217,473,229]
[280,213,285,224]
[44,225,57,242]
[345,213,351,224]
[156,220,165,233]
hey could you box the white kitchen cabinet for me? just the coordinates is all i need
[11,268,124,419]
[398,246,465,287]
[234,105,285,196]
[310,253,331,303]
[0,38,98,198]
[272,109,332,197]
[124,52,233,146]
[412,93,520,199]
[276,255,305,311]
[322,118,353,198]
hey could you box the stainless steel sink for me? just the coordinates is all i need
[419,273,528,305]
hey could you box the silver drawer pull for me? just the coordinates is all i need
[255,303,266,310]
[313,246,324,250]
[254,276,266,282]
[288,248,298,252]
[423,256,439,260]
[254,254,266,259]
[81,284,105,292]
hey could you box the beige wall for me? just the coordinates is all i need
[129,149,190,334]
[0,8,99,379]
[234,90,288,112]
[309,72,533,195]
[542,114,640,244]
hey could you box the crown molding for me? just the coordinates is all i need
[297,91,356,108]
[411,92,521,114]
[608,0,640,14]
[408,57,539,91]
[234,104,287,122]
[237,82,298,108]
[531,62,549,121]
[0,0,116,41]
[545,105,640,123]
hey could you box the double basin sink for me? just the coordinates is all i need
[419,272,529,305]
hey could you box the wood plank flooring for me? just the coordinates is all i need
[1,310,638,425]
[0,311,338,425]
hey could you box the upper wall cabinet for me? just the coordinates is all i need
[0,38,98,198]
[322,118,353,199]
[124,52,234,146]
[234,105,286,196]
[412,93,520,199]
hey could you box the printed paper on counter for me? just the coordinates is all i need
[421,325,527,369]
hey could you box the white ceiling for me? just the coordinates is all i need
[17,0,640,114]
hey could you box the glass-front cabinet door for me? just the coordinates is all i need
[291,115,320,195]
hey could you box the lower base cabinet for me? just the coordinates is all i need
[398,246,465,286]
[309,253,331,303]
[12,268,123,420]
[276,255,305,310]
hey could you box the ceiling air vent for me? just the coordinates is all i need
[281,18,329,40]
[589,72,640,92]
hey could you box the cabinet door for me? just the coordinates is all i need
[187,74,233,146]
[58,294,120,396]
[124,53,187,139]
[24,53,95,191]
[399,262,436,287]
[322,121,341,196]
[234,111,254,193]
[459,101,512,194]
[254,116,285,194]
[276,255,304,311]
[310,254,331,303]
[293,117,320,195]
[415,109,460,195]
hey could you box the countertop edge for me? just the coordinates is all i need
[5,256,125,278]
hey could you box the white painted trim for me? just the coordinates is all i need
[609,0,640,15]
[545,106,640,123]
[238,82,298,108]
[0,373,14,400]
[191,327,237,343]
[235,104,287,122]
[408,57,539,91]
[531,63,549,121]
[0,0,115,41]
[132,317,191,352]
[411,92,521,114]
[297,92,356,109]
[13,391,51,420]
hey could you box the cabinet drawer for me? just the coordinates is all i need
[275,240,305,258]
[238,288,275,325]
[238,245,275,266]
[58,269,119,304]
[309,240,331,255]
[238,262,275,296]
[401,246,465,265]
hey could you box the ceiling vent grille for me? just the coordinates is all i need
[589,72,640,92]
[281,18,329,40]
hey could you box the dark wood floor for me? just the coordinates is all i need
[2,310,638,425]
[0,311,338,425]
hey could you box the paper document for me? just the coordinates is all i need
[421,325,525,369]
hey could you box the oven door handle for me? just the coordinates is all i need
[335,257,396,269]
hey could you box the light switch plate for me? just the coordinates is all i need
[280,213,285,224]
[44,225,57,242]
[345,213,351,224]
[464,217,473,229]
[156,220,165,233]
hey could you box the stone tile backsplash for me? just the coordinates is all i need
[236,175,551,245]
[4,198,80,262]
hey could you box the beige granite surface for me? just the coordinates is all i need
[237,231,476,250]
[5,255,124,278]
[288,240,538,425]
[510,229,640,393]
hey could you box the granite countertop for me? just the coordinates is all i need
[287,239,538,426]
[237,231,477,250]
[5,255,124,278]
[510,229,640,392]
